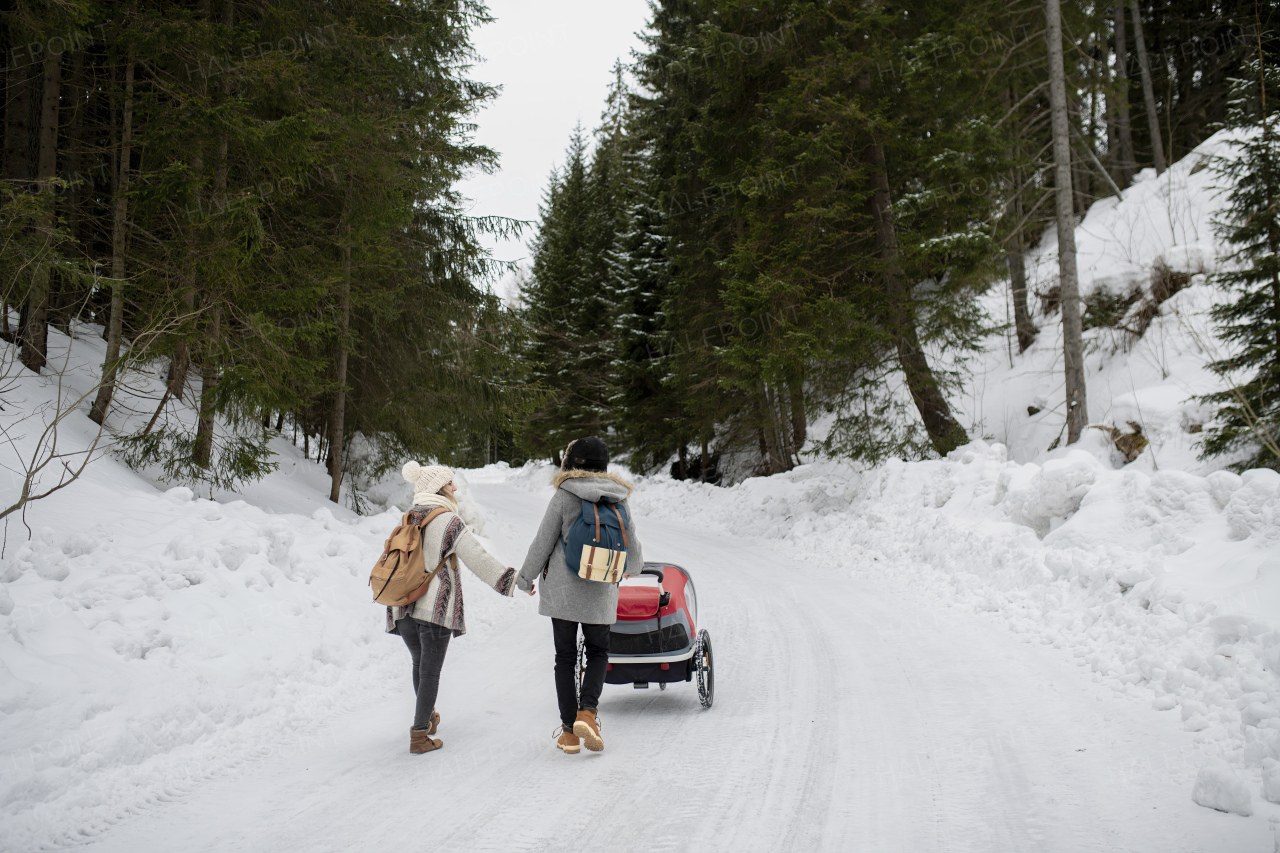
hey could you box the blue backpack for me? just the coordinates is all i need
[564,498,631,583]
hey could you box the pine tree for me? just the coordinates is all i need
[606,133,677,473]
[631,0,763,473]
[522,127,602,456]
[1202,47,1280,469]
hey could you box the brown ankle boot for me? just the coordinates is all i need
[573,708,603,752]
[555,724,581,754]
[410,727,442,754]
[427,710,440,736]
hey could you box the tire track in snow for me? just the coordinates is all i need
[738,579,838,852]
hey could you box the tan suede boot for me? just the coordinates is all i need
[427,710,441,736]
[573,708,603,752]
[555,725,581,754]
[410,727,442,754]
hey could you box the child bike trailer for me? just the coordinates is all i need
[577,562,714,708]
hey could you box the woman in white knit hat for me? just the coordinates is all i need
[388,461,522,754]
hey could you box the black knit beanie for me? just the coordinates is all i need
[564,436,609,473]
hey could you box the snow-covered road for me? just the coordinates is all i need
[70,477,1266,853]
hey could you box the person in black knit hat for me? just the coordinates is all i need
[516,436,643,753]
[563,435,608,471]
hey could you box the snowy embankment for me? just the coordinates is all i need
[0,329,519,851]
[618,440,1279,822]
[960,129,1241,472]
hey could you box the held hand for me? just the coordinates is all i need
[526,583,536,596]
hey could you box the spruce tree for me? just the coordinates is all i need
[523,127,590,456]
[1202,49,1280,469]
[606,132,678,473]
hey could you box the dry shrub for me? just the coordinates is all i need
[1127,257,1196,339]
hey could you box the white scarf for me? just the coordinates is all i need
[412,492,457,512]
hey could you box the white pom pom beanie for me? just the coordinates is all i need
[401,461,455,509]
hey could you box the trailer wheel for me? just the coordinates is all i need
[694,630,714,709]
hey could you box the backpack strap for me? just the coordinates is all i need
[405,552,455,606]
[609,504,628,548]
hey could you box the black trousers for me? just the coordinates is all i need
[552,618,610,728]
[399,617,452,730]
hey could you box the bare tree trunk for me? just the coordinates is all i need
[90,58,135,425]
[760,384,792,472]
[194,0,232,472]
[326,168,352,505]
[21,51,62,373]
[1009,238,1037,353]
[788,372,806,454]
[755,426,769,474]
[327,239,351,504]
[1046,0,1089,443]
[1112,2,1135,184]
[141,386,172,436]
[193,306,219,468]
[762,418,784,474]
[1004,88,1039,354]
[1129,0,1166,174]
[275,410,284,432]
[677,442,687,479]
[167,289,193,402]
[765,386,784,468]
[866,131,967,454]
[700,437,709,483]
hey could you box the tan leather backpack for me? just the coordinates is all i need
[369,508,457,607]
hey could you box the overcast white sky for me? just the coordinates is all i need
[457,0,652,297]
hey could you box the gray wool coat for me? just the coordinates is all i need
[516,471,643,625]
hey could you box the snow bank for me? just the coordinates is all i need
[0,333,520,851]
[0,481,517,851]
[621,437,1280,817]
[0,493,398,851]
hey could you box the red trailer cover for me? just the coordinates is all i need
[615,565,693,630]
[617,584,661,620]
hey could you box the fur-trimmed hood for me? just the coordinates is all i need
[551,468,634,501]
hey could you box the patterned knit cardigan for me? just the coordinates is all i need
[385,508,517,636]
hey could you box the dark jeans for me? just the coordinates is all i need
[552,618,610,728]
[399,617,452,730]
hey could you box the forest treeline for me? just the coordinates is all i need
[1,0,528,501]
[522,0,1280,479]
[3,0,1278,506]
